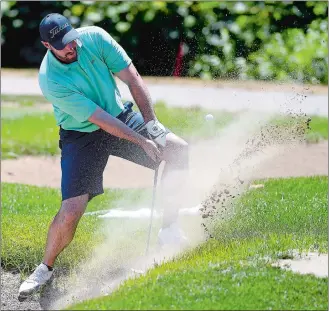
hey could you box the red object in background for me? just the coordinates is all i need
[173,41,184,77]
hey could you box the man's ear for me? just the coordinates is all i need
[41,41,51,49]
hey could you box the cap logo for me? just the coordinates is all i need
[49,23,69,39]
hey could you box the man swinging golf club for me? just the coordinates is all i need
[19,13,189,299]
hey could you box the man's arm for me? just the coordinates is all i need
[92,28,166,146]
[115,63,156,123]
[89,106,146,145]
[92,27,155,122]
[88,107,160,161]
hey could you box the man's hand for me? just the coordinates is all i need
[146,120,167,147]
[88,107,162,162]
[141,139,161,162]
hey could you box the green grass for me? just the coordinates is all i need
[1,107,51,119]
[67,176,327,310]
[1,94,49,105]
[213,176,328,242]
[305,116,328,142]
[307,116,328,139]
[70,238,327,310]
[270,114,328,142]
[1,114,59,158]
[1,98,328,159]
[1,183,149,273]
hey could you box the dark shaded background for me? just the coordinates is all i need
[1,1,327,83]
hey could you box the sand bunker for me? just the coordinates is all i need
[1,141,328,189]
[272,252,328,278]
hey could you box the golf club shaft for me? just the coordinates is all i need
[145,164,159,255]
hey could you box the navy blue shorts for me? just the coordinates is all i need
[59,102,168,201]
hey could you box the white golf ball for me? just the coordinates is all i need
[205,114,214,121]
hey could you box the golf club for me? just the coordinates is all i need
[145,163,159,256]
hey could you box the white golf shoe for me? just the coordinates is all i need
[18,263,53,300]
[158,222,189,248]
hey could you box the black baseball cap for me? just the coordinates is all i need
[39,13,80,50]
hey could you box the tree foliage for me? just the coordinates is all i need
[1,1,327,84]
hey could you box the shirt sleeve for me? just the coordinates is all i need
[94,26,132,73]
[45,82,98,123]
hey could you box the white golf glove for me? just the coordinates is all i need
[146,120,167,147]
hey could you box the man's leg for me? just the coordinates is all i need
[18,194,90,299]
[19,129,110,298]
[43,194,89,267]
[48,128,110,267]
[159,133,189,229]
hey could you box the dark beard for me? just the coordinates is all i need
[51,50,77,64]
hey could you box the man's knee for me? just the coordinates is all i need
[56,194,89,225]
[163,133,189,170]
[176,140,189,169]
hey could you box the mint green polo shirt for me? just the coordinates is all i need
[38,26,132,132]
